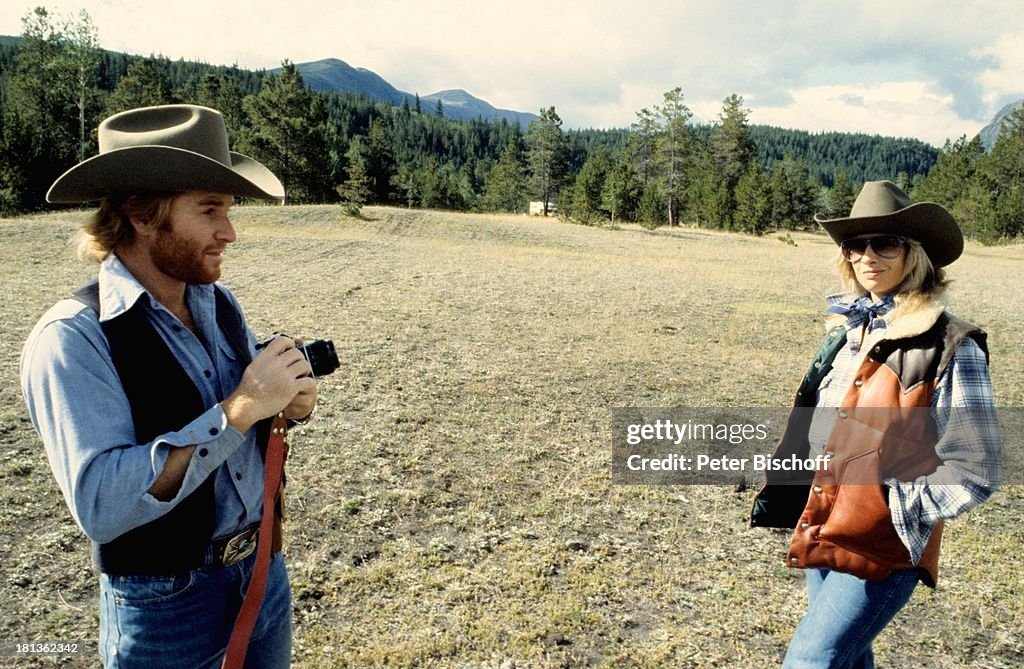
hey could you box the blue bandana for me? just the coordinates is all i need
[825,293,895,333]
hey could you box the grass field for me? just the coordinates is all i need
[1,205,1021,668]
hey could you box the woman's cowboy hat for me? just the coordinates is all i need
[815,180,963,268]
[46,104,284,203]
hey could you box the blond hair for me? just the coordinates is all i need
[834,237,950,307]
[75,194,177,262]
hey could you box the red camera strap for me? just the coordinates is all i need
[221,413,288,669]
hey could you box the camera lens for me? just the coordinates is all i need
[299,339,340,377]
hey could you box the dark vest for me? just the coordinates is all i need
[73,280,256,575]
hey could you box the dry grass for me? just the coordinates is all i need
[1,205,1021,668]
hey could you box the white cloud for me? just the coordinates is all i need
[975,29,1024,108]
[751,82,979,145]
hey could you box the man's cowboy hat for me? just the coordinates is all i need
[815,180,963,268]
[46,104,284,203]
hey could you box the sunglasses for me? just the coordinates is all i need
[840,235,907,261]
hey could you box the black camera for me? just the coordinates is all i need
[258,335,340,377]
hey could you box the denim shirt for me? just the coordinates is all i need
[20,255,264,544]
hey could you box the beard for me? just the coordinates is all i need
[151,224,223,285]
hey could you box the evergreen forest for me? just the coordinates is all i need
[2,8,1022,241]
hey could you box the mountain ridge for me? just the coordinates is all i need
[978,98,1023,151]
[287,57,407,106]
[280,58,540,128]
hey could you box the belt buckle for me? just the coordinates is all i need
[222,527,258,567]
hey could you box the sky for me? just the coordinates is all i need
[2,0,1023,147]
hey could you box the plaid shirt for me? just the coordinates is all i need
[808,296,1001,564]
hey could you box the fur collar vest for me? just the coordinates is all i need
[825,295,947,342]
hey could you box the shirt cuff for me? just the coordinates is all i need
[148,404,246,481]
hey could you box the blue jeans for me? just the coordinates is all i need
[99,551,291,669]
[783,568,920,669]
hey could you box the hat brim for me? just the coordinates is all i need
[46,145,285,203]
[814,202,964,268]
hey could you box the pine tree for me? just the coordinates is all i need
[525,106,568,216]
[241,60,333,203]
[627,107,658,186]
[626,89,699,227]
[637,181,665,229]
[481,138,528,213]
[687,142,727,228]
[193,72,247,144]
[711,93,755,194]
[600,155,640,224]
[826,168,856,217]
[362,117,397,203]
[916,135,984,212]
[975,106,1024,239]
[652,88,694,226]
[419,158,470,210]
[105,58,176,114]
[391,162,423,208]
[9,7,69,136]
[733,162,772,234]
[336,139,372,209]
[569,146,613,224]
[769,154,818,230]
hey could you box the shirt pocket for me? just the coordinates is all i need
[216,339,246,393]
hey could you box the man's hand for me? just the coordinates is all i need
[282,337,318,421]
[221,336,317,434]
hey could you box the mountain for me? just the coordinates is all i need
[287,58,408,106]
[420,89,539,128]
[978,98,1023,151]
[284,58,538,128]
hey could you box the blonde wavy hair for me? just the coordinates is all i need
[834,237,950,309]
[75,194,177,262]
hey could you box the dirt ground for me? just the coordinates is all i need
[1,205,1021,668]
